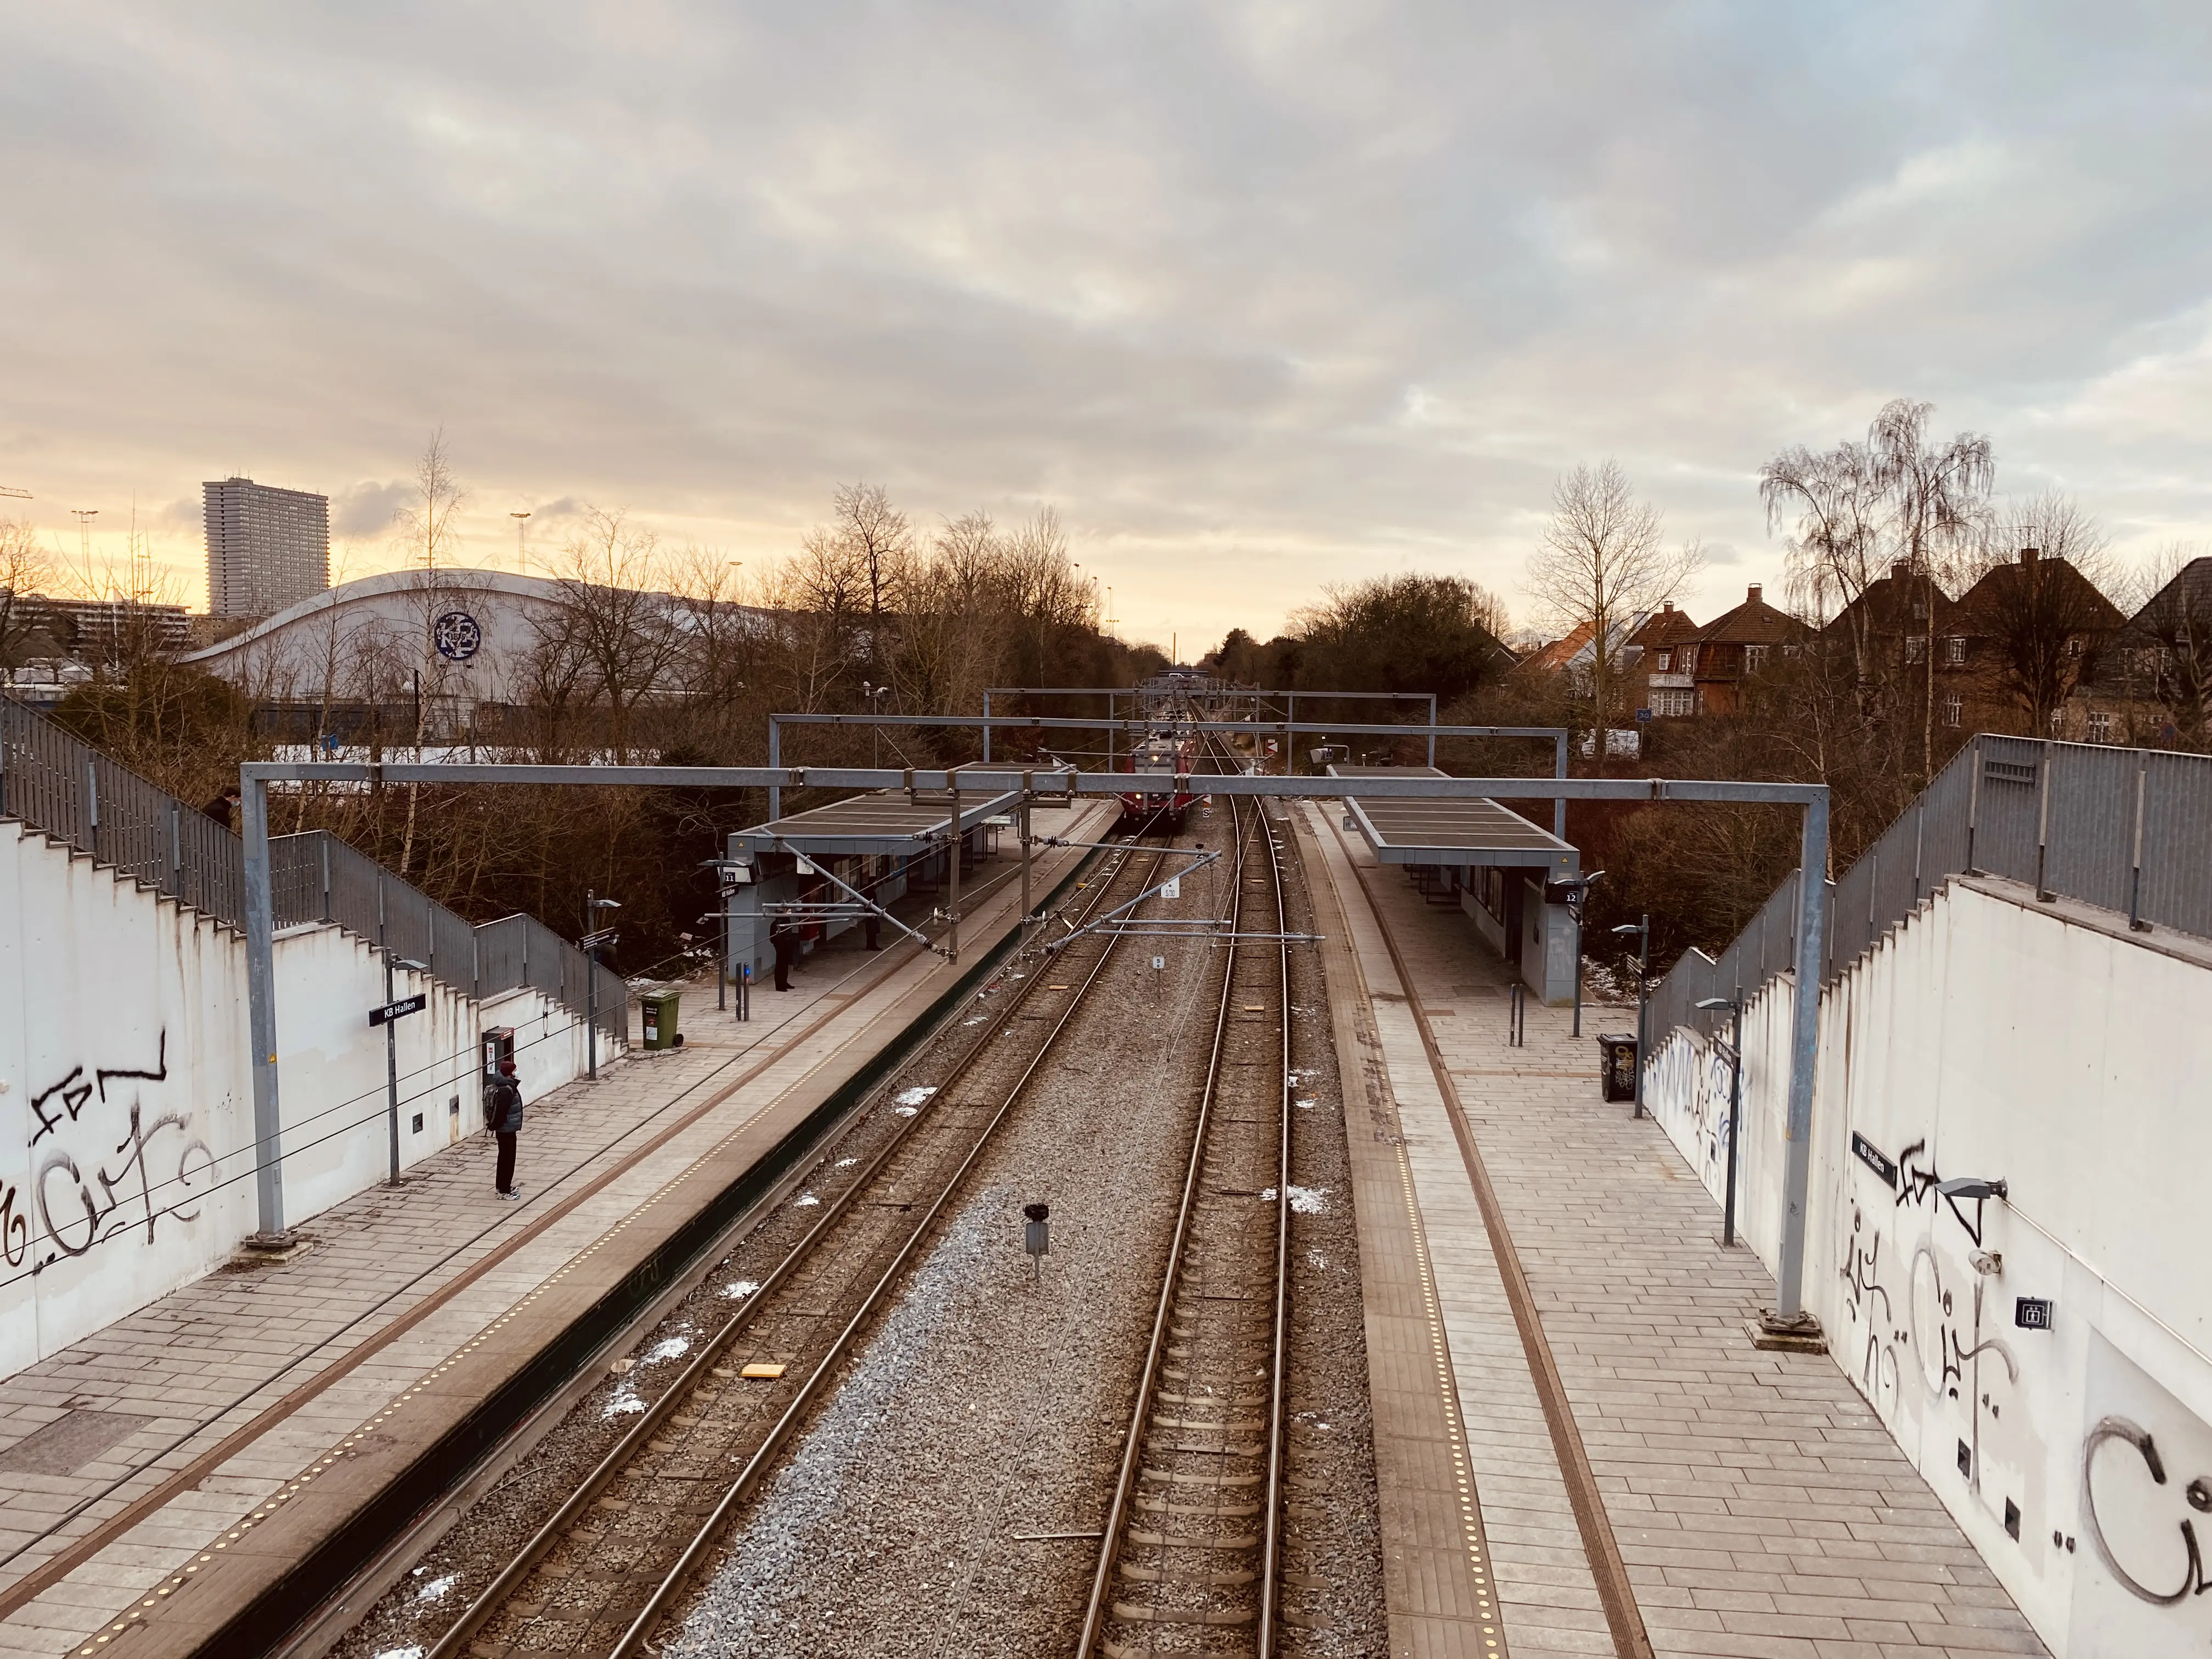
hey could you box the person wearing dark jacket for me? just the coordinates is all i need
[201,787,241,831]
[486,1060,524,1199]
[770,916,799,991]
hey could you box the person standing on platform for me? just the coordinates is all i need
[771,915,799,991]
[486,1059,524,1199]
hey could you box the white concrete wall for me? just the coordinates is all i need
[0,823,592,1380]
[1644,878,2212,1657]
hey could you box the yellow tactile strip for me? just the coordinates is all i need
[1393,1142,1508,1656]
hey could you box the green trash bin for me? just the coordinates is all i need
[640,988,682,1051]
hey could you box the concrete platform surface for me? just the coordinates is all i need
[1300,803,2050,1659]
[0,805,1105,1658]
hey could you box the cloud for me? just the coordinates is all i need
[334,480,413,540]
[2,3,2210,637]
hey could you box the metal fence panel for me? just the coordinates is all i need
[1646,735,2212,1057]
[2138,751,2212,939]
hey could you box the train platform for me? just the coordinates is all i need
[1297,804,2046,1659]
[0,802,1108,1659]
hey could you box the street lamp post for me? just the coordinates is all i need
[584,891,622,1080]
[1697,995,1745,1246]
[377,953,429,1184]
[1612,915,1651,1118]
[1559,870,1605,1038]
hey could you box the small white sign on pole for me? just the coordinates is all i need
[1160,876,1181,899]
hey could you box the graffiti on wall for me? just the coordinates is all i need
[17,1032,215,1267]
[1645,1030,1739,1200]
[1836,1131,2033,1553]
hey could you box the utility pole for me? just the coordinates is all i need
[1613,915,1651,1117]
[72,509,98,591]
[583,891,621,1079]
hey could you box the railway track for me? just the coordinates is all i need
[1080,749,1295,1657]
[421,831,1178,1659]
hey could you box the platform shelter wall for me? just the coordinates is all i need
[0,823,589,1379]
[1644,876,2212,1658]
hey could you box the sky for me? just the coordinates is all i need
[5,2,2212,652]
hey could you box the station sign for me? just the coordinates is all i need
[369,992,428,1028]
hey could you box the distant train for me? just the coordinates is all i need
[1116,727,1201,833]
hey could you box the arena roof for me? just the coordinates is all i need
[1327,765,1578,872]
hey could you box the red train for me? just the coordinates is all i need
[1116,727,1202,833]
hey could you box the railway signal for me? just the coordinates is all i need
[1023,1202,1050,1280]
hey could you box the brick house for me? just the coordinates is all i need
[1686,584,1805,715]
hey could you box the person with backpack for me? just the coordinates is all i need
[486,1059,524,1199]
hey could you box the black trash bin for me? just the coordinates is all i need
[1598,1033,1639,1103]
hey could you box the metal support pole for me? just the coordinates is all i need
[241,774,288,1241]
[768,719,781,823]
[2033,740,2054,902]
[1772,790,1830,1330]
[2128,757,2149,932]
[585,888,599,1082]
[1427,695,1438,768]
[982,690,992,763]
[1571,900,1585,1039]
[383,943,401,1186]
[1632,915,1650,1118]
[1286,692,1296,774]
[1553,733,1569,840]
[1019,780,1033,945]
[1105,692,1115,775]
[946,780,962,964]
[1722,1000,1743,1246]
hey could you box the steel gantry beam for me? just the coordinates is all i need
[235,759,1829,1342]
[769,713,1571,834]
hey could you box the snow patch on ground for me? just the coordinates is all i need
[645,1336,691,1364]
[603,1386,647,1418]
[894,1086,938,1108]
[415,1573,458,1602]
[721,1279,761,1300]
[793,1193,821,1207]
[1261,1185,1330,1214]
[373,1647,426,1659]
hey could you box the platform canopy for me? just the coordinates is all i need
[730,786,1021,857]
[1327,765,1578,873]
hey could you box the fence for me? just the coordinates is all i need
[1648,735,2212,1042]
[0,696,625,1040]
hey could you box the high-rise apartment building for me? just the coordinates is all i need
[202,477,330,619]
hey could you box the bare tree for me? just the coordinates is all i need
[0,517,56,670]
[1523,461,1701,771]
[1867,401,1994,778]
[1955,494,2124,736]
[1760,437,1888,675]
[2121,542,2212,748]
[394,428,467,572]
[831,481,912,675]
[539,507,683,763]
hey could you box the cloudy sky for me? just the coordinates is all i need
[5,2,2211,649]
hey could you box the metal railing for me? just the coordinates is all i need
[1,696,624,1039]
[1649,735,2212,1042]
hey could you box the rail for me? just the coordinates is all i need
[0,695,623,1038]
[1079,737,1294,1655]
[1647,735,2212,1043]
[424,830,1169,1659]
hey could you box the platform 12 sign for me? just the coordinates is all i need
[369,992,428,1028]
